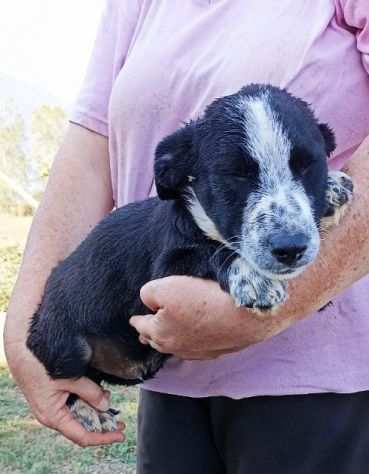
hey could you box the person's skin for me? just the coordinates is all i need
[4,121,369,446]
[4,124,125,447]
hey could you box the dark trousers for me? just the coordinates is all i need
[137,389,369,474]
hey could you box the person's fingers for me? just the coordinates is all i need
[144,337,170,354]
[56,408,125,447]
[116,421,126,431]
[139,280,162,311]
[176,344,249,360]
[130,314,156,338]
[176,351,223,360]
[139,335,150,345]
[60,377,111,412]
[130,314,173,354]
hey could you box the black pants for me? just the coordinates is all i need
[137,389,369,474]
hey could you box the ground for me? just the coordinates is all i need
[0,213,138,473]
[0,212,31,312]
[0,368,138,474]
[0,213,32,248]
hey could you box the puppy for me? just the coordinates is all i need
[27,84,353,432]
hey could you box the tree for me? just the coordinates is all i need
[0,101,67,214]
[30,105,67,183]
[0,100,29,211]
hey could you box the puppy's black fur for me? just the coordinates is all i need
[29,197,223,384]
[27,85,352,431]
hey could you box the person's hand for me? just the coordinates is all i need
[5,341,125,447]
[130,276,295,360]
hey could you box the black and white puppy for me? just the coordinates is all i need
[27,84,353,432]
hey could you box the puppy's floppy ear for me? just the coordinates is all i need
[154,121,196,200]
[319,123,336,157]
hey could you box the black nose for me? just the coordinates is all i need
[270,233,309,266]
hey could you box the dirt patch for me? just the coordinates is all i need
[60,462,136,473]
[86,462,136,474]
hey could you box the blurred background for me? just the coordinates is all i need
[0,2,137,472]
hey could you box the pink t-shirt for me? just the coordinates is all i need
[71,0,369,398]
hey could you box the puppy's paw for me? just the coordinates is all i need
[99,408,120,432]
[322,170,354,228]
[228,259,288,313]
[68,398,119,433]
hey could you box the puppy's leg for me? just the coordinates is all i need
[322,170,354,230]
[224,258,288,313]
[67,396,119,433]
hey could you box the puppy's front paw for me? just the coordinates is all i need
[322,170,354,228]
[68,398,119,433]
[228,259,288,313]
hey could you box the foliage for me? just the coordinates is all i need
[0,368,138,473]
[0,100,67,215]
[0,246,22,312]
[30,105,67,182]
[0,102,27,210]
[0,242,139,472]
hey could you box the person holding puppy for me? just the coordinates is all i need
[5,1,369,473]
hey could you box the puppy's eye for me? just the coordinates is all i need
[232,160,259,181]
[290,150,313,176]
[232,170,254,181]
[294,159,312,176]
[300,163,312,175]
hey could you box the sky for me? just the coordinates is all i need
[0,0,105,104]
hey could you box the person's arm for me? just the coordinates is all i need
[4,123,125,447]
[130,135,369,359]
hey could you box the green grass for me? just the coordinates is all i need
[0,245,22,312]
[0,243,138,472]
[0,369,138,473]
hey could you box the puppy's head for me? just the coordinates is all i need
[154,84,335,279]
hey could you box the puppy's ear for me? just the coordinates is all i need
[154,122,196,200]
[319,123,336,157]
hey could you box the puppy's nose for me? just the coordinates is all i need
[270,233,309,266]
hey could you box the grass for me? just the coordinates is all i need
[0,368,138,473]
[0,245,23,312]
[0,223,139,472]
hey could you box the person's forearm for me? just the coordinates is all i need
[4,124,113,353]
[278,135,369,320]
[4,125,125,447]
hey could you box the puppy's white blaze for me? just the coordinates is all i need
[238,93,291,190]
[186,188,228,245]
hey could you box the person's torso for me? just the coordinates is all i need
[108,0,369,205]
[107,0,369,398]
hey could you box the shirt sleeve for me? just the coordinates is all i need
[336,0,369,75]
[70,0,142,136]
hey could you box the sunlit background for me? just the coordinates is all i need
[0,0,105,250]
[0,0,105,217]
[0,4,139,472]
[0,1,105,356]
[0,0,104,105]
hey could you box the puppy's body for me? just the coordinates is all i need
[29,197,224,385]
[27,84,354,432]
